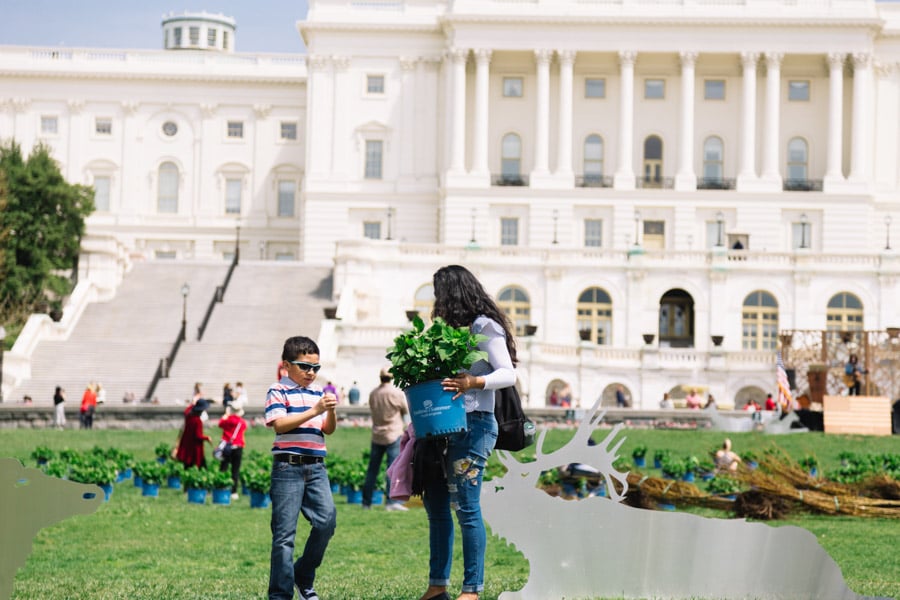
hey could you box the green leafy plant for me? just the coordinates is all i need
[799,455,819,470]
[134,461,165,485]
[706,475,743,495]
[154,443,172,460]
[31,445,56,464]
[209,468,234,490]
[41,459,69,479]
[660,456,686,479]
[182,467,213,490]
[166,461,185,480]
[684,455,701,474]
[69,459,118,486]
[385,315,488,390]
[631,444,648,459]
[653,449,671,463]
[242,468,271,494]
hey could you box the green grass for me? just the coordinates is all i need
[3,425,899,599]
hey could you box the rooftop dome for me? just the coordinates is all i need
[161,11,237,53]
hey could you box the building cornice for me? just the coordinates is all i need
[441,14,883,30]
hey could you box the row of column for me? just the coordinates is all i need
[446,48,872,189]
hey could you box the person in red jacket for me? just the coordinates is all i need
[176,398,212,468]
[79,383,97,429]
[217,399,248,499]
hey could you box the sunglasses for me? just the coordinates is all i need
[289,361,321,374]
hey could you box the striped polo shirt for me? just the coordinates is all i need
[265,376,327,458]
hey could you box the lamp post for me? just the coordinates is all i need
[180,283,190,342]
[386,206,394,241]
[235,221,241,262]
[885,215,892,251]
[552,209,559,245]
[715,211,725,247]
[470,207,477,244]
[258,240,266,260]
[633,210,641,246]
[799,213,809,249]
[0,325,6,403]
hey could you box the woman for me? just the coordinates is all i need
[217,399,247,499]
[419,265,517,600]
[53,386,66,429]
[175,398,212,468]
[79,383,97,429]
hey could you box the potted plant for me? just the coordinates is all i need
[134,461,165,497]
[243,468,272,508]
[631,444,648,468]
[343,459,367,505]
[182,467,212,504]
[31,445,56,466]
[154,443,172,464]
[660,456,686,480]
[683,455,700,482]
[653,449,670,470]
[799,454,819,477]
[70,458,118,501]
[385,315,487,437]
[210,469,234,505]
[166,461,185,489]
[41,459,69,480]
[698,459,716,481]
[743,450,759,470]
[706,475,742,499]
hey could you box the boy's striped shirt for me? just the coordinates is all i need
[265,377,327,457]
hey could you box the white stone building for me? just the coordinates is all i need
[4,2,900,408]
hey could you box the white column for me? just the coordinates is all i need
[849,52,872,183]
[449,47,469,175]
[305,55,333,181]
[761,52,783,186]
[737,52,759,186]
[614,51,636,189]
[472,49,492,177]
[675,51,697,190]
[532,49,552,177]
[824,53,846,184]
[555,50,576,181]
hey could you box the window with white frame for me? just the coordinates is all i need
[363,221,381,239]
[583,134,604,181]
[742,291,779,350]
[367,75,385,94]
[703,136,724,181]
[174,27,182,46]
[584,219,602,247]
[223,30,229,50]
[227,121,244,139]
[95,117,112,135]
[787,137,808,181]
[280,122,297,140]
[189,26,200,46]
[157,162,179,213]
[207,27,217,47]
[788,80,810,101]
[503,77,523,98]
[826,292,864,331]
[41,116,58,135]
[501,133,522,181]
[500,217,519,246]
[276,180,295,217]
[792,217,811,249]
[644,79,665,99]
[365,140,383,179]
[498,286,530,335]
[704,80,725,100]
[577,287,612,345]
[225,179,242,215]
[93,176,111,212]
[585,78,605,98]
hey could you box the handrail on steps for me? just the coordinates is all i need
[197,250,239,341]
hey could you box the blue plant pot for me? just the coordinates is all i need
[187,488,207,504]
[701,472,714,481]
[404,380,467,437]
[242,484,249,496]
[212,488,231,505]
[116,468,132,483]
[809,467,818,477]
[682,472,696,483]
[167,476,182,490]
[657,502,676,511]
[134,476,143,488]
[331,482,340,494]
[340,484,351,495]
[747,461,759,470]
[345,489,363,504]
[653,459,662,469]
[633,456,646,468]
[156,457,167,465]
[372,490,384,505]
[142,483,160,498]
[100,483,113,502]
[250,491,271,508]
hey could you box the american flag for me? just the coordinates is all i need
[776,351,793,411]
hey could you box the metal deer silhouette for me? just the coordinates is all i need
[481,401,873,600]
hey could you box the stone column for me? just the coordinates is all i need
[305,55,332,181]
[532,49,552,177]
[449,47,469,174]
[555,50,576,181]
[849,52,871,183]
[399,56,418,181]
[761,52,783,186]
[614,51,636,189]
[824,53,846,184]
[737,52,759,186]
[675,51,697,190]
[472,49,492,177]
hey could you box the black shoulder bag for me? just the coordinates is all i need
[494,385,535,452]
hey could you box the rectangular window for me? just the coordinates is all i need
[225,178,242,214]
[643,220,665,249]
[277,180,295,217]
[503,77,523,98]
[706,221,722,248]
[174,27,182,46]
[584,219,602,247]
[41,116,58,135]
[500,218,519,246]
[93,176,111,212]
[280,122,297,140]
[585,78,606,99]
[275,252,294,261]
[227,121,244,138]
[207,28,217,47]
[644,79,665,99]
[367,75,385,94]
[704,79,725,100]
[189,27,200,46]
[363,221,382,239]
[223,30,229,50]
[788,80,810,101]
[155,250,177,260]
[95,117,112,135]
[365,140,383,179]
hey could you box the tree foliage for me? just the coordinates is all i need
[0,141,94,329]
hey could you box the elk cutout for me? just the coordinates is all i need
[481,401,875,600]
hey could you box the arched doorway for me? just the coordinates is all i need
[600,383,631,408]
[658,289,695,348]
[546,379,572,407]
[734,385,767,410]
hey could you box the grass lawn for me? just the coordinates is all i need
[3,425,899,599]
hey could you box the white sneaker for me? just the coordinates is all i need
[385,503,408,512]
[230,493,239,500]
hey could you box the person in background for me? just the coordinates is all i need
[714,438,742,472]
[323,381,339,403]
[348,381,361,406]
[684,389,702,409]
[234,381,248,405]
[659,392,673,409]
[417,264,517,600]
[218,399,248,500]
[175,398,212,468]
[53,386,66,429]
[615,385,628,408]
[95,382,106,405]
[764,393,777,411]
[362,367,409,511]
[79,382,97,429]
[704,394,717,410]
[844,354,865,396]
[222,382,234,408]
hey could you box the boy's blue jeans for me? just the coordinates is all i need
[422,411,498,594]
[268,460,336,600]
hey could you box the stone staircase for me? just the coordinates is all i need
[10,261,333,408]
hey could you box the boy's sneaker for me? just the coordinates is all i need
[296,584,319,600]
[385,503,408,512]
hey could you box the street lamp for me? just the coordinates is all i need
[470,207,477,244]
[0,325,6,403]
[386,206,394,241]
[258,240,266,260]
[552,209,559,245]
[715,211,725,247]
[235,220,241,262]
[180,283,190,342]
[633,210,642,246]
[799,213,809,249]
[885,215,892,251]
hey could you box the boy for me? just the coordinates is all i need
[266,336,338,600]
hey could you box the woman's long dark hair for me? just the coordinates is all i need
[432,264,518,365]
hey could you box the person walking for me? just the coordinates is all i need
[53,386,66,429]
[417,265,517,600]
[175,398,212,468]
[79,383,97,429]
[218,399,248,499]
[362,367,409,511]
[348,381,361,406]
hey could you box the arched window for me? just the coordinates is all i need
[826,292,864,331]
[742,291,779,350]
[501,133,522,183]
[702,136,724,182]
[577,287,612,345]
[583,134,604,183]
[413,284,434,324]
[157,161,179,213]
[642,135,663,187]
[787,137,808,182]
[498,285,530,336]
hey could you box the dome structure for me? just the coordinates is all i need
[161,11,236,52]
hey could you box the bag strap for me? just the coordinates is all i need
[227,419,243,444]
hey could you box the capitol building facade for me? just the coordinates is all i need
[4,0,900,408]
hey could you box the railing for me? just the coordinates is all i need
[197,250,239,341]
[575,174,614,188]
[143,321,185,403]
[491,174,530,187]
[697,177,736,190]
[635,176,675,189]
[783,179,823,192]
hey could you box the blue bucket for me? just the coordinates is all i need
[187,488,207,504]
[404,380,466,438]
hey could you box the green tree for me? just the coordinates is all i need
[0,141,94,338]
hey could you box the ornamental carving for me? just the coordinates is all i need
[534,48,553,64]
[446,47,469,63]
[121,100,138,115]
[65,99,83,114]
[253,104,271,119]
[331,55,350,70]
[200,103,217,118]
[826,52,846,70]
[399,56,418,71]
[679,51,698,68]
[851,52,872,71]
[764,52,783,69]
[307,54,330,71]
[618,51,636,67]
[473,49,492,65]
[557,50,576,66]
[740,52,760,69]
